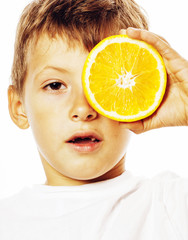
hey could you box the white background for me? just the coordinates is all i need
[0,0,188,196]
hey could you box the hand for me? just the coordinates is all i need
[119,28,188,134]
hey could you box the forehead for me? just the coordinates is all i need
[27,33,89,73]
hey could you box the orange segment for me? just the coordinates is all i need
[82,35,167,122]
[121,42,140,72]
[132,47,158,74]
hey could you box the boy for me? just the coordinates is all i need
[1,0,188,239]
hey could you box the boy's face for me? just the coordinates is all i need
[21,34,131,184]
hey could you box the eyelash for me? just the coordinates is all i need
[43,81,67,92]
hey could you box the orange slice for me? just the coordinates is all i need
[82,35,167,122]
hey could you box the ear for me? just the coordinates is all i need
[8,85,30,129]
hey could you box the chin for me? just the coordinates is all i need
[65,163,117,182]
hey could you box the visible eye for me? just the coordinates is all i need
[44,82,66,91]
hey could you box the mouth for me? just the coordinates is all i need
[66,132,103,153]
[68,137,100,144]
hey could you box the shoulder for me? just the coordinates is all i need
[148,171,188,237]
[0,190,23,211]
[146,171,188,199]
[0,187,32,218]
[150,171,188,193]
[152,171,182,181]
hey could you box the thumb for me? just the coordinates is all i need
[119,120,145,134]
[126,28,180,61]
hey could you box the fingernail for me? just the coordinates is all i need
[119,29,127,35]
[127,27,137,33]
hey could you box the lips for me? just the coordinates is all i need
[66,131,102,143]
[68,137,100,144]
[66,131,103,153]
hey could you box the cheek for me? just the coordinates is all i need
[105,122,131,154]
[26,92,65,126]
[25,96,68,149]
[114,131,131,155]
[119,129,131,152]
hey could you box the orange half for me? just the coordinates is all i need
[82,35,167,122]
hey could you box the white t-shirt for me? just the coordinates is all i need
[0,171,188,240]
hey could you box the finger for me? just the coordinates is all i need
[120,28,169,45]
[119,120,145,134]
[126,28,180,61]
[119,29,127,35]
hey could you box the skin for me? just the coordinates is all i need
[8,28,188,185]
[120,28,188,133]
[8,33,131,186]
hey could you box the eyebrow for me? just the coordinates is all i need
[35,65,69,79]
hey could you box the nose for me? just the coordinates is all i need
[69,93,98,122]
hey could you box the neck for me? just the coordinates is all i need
[40,154,126,186]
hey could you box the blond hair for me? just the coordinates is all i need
[11,0,148,95]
